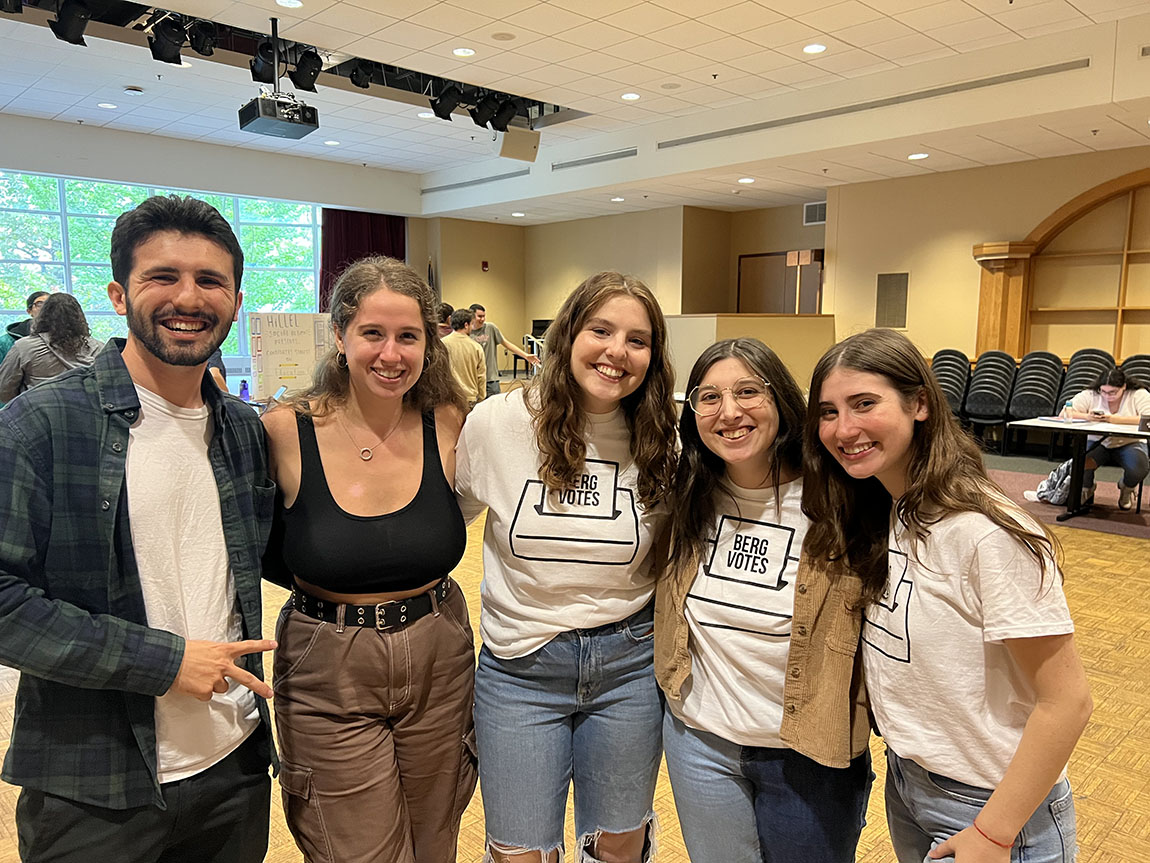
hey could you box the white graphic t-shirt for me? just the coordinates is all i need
[455,388,663,658]
[863,508,1073,789]
[672,477,805,747]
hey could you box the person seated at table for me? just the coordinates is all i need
[1067,368,1150,510]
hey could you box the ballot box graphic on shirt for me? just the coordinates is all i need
[686,515,798,638]
[863,549,913,663]
[509,459,639,564]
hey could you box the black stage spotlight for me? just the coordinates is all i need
[0,0,23,15]
[348,60,373,89]
[148,16,186,64]
[49,0,90,45]
[187,20,217,56]
[289,49,322,92]
[490,99,518,133]
[431,85,463,121]
[250,41,279,84]
[470,93,499,128]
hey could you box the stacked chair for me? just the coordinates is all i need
[962,350,1017,450]
[930,349,971,417]
[1003,351,1063,454]
[1120,353,1150,388]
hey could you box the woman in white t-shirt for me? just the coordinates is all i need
[1066,368,1150,510]
[804,328,1092,863]
[455,272,678,863]
[654,338,872,863]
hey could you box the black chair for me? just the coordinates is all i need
[1050,348,1116,457]
[1003,351,1063,454]
[963,350,1017,449]
[930,349,970,416]
[1120,353,1150,388]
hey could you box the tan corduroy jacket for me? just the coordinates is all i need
[654,546,871,769]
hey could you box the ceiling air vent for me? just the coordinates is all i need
[803,202,826,226]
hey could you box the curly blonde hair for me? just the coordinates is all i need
[527,271,677,509]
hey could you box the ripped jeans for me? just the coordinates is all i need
[474,602,662,861]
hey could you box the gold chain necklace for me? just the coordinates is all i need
[339,408,405,461]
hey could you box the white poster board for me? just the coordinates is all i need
[249,312,334,400]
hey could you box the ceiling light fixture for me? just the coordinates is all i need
[452,47,475,57]
[620,92,640,101]
[611,196,625,202]
[275,0,303,7]
[430,84,463,121]
[97,102,117,109]
[289,48,323,92]
[49,0,91,45]
[148,15,187,65]
[187,20,217,56]
[738,177,755,184]
[418,111,435,119]
[511,212,525,218]
[349,60,374,89]
[803,43,826,54]
[123,85,144,96]
[470,93,500,128]
[907,152,929,160]
[490,99,518,132]
[491,31,515,41]
[323,140,340,146]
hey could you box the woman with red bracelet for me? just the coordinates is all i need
[803,329,1093,862]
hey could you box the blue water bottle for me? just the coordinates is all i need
[239,380,250,402]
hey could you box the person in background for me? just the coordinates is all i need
[206,347,228,392]
[805,328,1092,863]
[1066,367,1150,510]
[468,302,540,397]
[443,307,485,409]
[656,338,871,863]
[438,302,454,338]
[0,194,277,862]
[457,272,678,863]
[0,293,102,403]
[0,290,50,364]
[262,256,475,863]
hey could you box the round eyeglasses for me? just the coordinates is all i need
[687,376,771,416]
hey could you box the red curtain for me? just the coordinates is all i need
[319,208,406,311]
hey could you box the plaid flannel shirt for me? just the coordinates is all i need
[0,339,276,810]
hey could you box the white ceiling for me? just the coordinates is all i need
[2,0,1150,223]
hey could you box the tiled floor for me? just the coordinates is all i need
[0,517,1146,862]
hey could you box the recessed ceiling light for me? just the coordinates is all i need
[620,92,641,101]
[660,82,681,90]
[323,140,340,146]
[737,177,755,184]
[418,111,435,119]
[97,102,118,109]
[511,211,525,217]
[611,196,625,202]
[452,47,475,57]
[803,43,826,54]
[276,0,303,7]
[907,152,930,160]
[491,31,516,41]
[123,85,144,96]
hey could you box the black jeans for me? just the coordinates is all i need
[16,728,271,863]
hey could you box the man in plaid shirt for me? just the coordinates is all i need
[0,195,277,862]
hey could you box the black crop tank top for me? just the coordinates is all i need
[279,410,467,593]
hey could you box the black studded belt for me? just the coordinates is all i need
[292,577,453,631]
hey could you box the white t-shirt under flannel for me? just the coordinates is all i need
[862,508,1073,790]
[672,477,805,747]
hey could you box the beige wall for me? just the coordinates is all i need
[406,218,429,276]
[431,218,527,370]
[713,315,836,389]
[824,144,1150,357]
[681,207,733,314]
[523,207,684,322]
[728,205,827,309]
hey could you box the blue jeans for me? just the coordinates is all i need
[474,603,662,859]
[663,711,872,863]
[1084,441,1148,489]
[884,750,1077,863]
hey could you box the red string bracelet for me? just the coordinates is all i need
[973,819,1013,849]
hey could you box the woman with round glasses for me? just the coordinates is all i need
[654,338,872,863]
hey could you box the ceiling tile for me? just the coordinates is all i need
[744,18,824,48]
[798,1,885,31]
[697,1,784,33]
[649,0,742,15]
[810,47,889,74]
[505,4,591,35]
[601,36,677,63]
[344,0,437,17]
[307,4,397,35]
[547,0,637,14]
[766,63,840,86]
[644,51,714,73]
[406,4,495,36]
[650,20,729,50]
[951,31,1023,51]
[927,16,1012,45]
[515,37,587,63]
[994,0,1085,30]
[278,20,362,51]
[835,17,917,46]
[895,0,983,32]
[601,4,687,34]
[867,31,948,59]
[562,21,635,50]
[691,36,764,62]
[725,49,799,75]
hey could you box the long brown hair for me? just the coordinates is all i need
[801,328,1058,606]
[670,338,806,566]
[32,293,91,359]
[528,271,677,509]
[286,256,465,417]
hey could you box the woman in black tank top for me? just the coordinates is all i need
[261,257,475,863]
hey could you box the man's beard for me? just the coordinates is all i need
[124,295,230,367]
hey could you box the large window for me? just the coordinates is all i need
[0,170,322,357]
